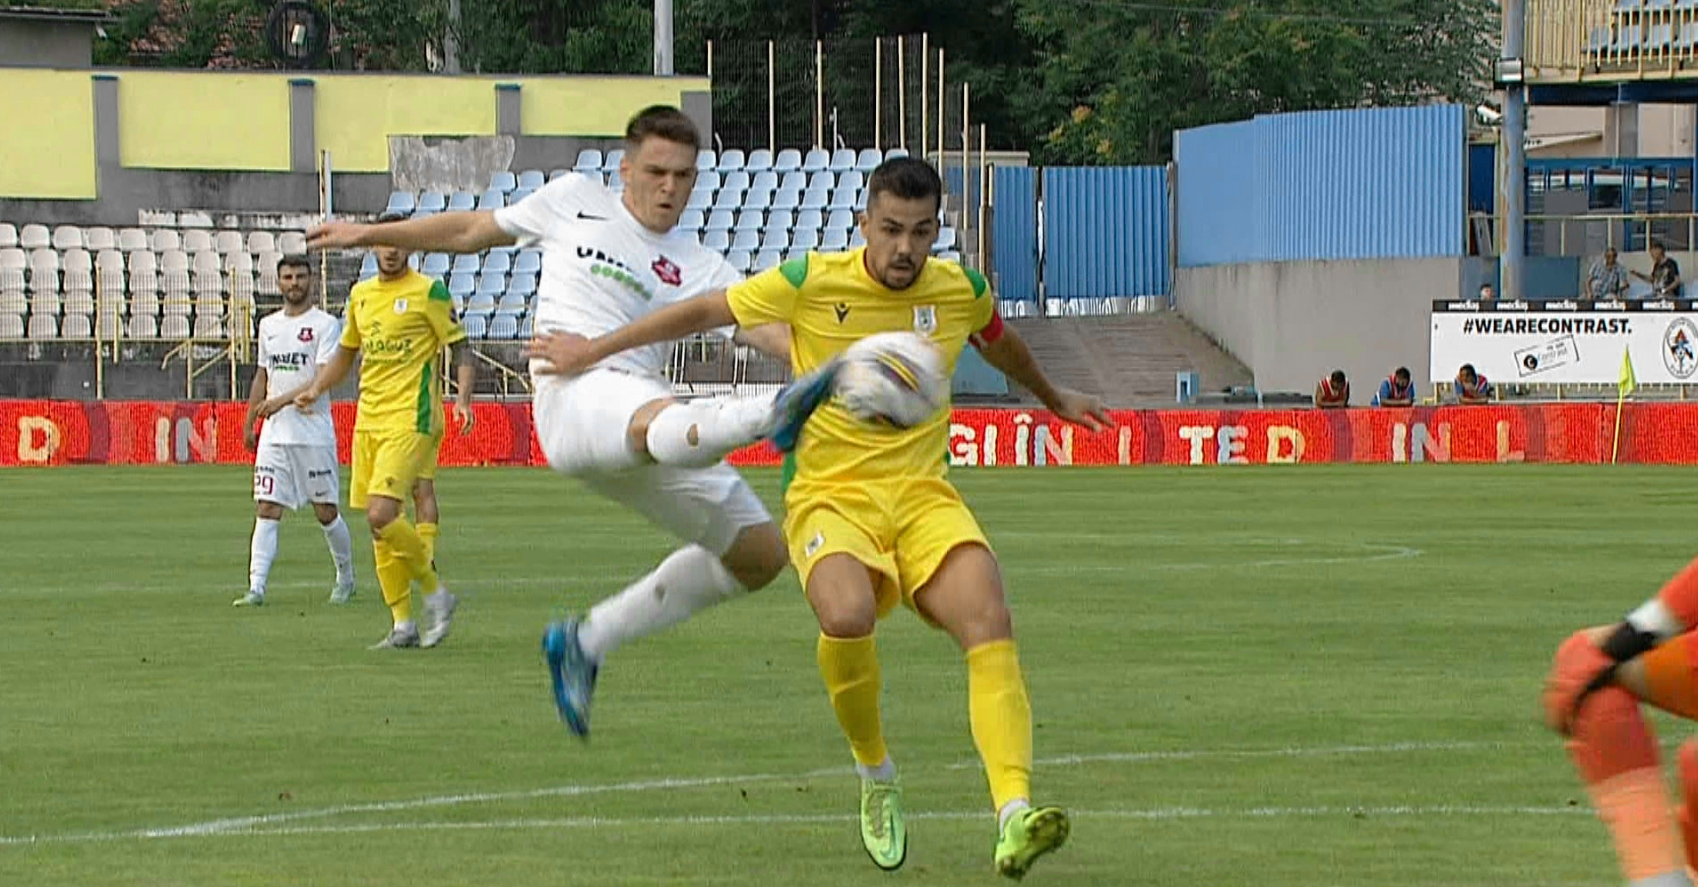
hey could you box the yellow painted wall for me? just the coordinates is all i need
[118,72,291,171]
[315,75,501,172]
[0,71,96,199]
[521,77,710,137]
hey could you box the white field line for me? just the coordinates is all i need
[0,739,1540,847]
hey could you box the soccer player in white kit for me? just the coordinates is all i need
[235,255,357,607]
[307,105,837,735]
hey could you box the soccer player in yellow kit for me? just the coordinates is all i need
[528,157,1109,879]
[294,231,474,650]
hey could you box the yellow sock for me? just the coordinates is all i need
[372,539,413,624]
[376,518,439,590]
[967,639,1033,813]
[418,522,439,565]
[817,634,889,768]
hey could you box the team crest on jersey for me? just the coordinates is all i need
[913,305,937,336]
[651,255,682,287]
[297,327,315,342]
[392,299,409,314]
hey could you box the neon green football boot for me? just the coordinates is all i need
[859,775,907,871]
[994,805,1070,880]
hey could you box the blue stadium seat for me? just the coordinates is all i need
[476,271,506,294]
[687,189,713,210]
[800,189,830,211]
[885,147,908,160]
[463,313,488,339]
[937,250,962,263]
[697,149,717,171]
[734,209,764,232]
[718,149,746,172]
[821,229,850,252]
[808,170,835,192]
[722,171,751,193]
[752,171,780,192]
[510,187,535,205]
[418,191,448,213]
[1649,22,1674,49]
[731,230,760,252]
[518,169,546,190]
[802,148,829,173]
[386,191,417,215]
[519,315,534,340]
[706,210,735,232]
[603,149,625,172]
[727,249,753,272]
[447,192,476,212]
[489,171,518,193]
[477,189,505,210]
[359,253,378,279]
[746,149,774,172]
[838,170,865,192]
[697,170,722,193]
[514,249,542,274]
[784,248,810,262]
[483,250,512,274]
[780,171,808,192]
[933,227,957,251]
[1677,21,1698,49]
[575,149,603,171]
[850,229,866,247]
[713,190,743,211]
[421,253,451,276]
[761,229,790,251]
[489,312,520,340]
[855,148,882,172]
[754,249,782,270]
[467,293,497,314]
[829,148,856,172]
[774,149,803,172]
[607,170,625,191]
[451,254,480,275]
[743,189,774,212]
[496,293,526,314]
[792,228,820,251]
[826,209,855,231]
[795,209,824,231]
[830,188,858,211]
[766,209,795,232]
[704,229,731,251]
[772,189,801,211]
[680,209,707,232]
[448,273,474,296]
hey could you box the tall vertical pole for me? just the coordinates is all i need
[815,40,824,149]
[706,39,713,80]
[654,0,674,75]
[977,123,988,267]
[767,41,776,154]
[1501,0,1527,300]
[918,34,927,156]
[444,0,461,73]
[936,48,945,170]
[874,39,882,150]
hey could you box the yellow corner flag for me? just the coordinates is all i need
[1620,346,1638,399]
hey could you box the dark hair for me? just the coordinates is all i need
[866,157,943,214]
[1459,363,1477,377]
[375,211,408,224]
[277,254,311,273]
[1394,366,1411,381]
[1328,370,1347,387]
[625,105,700,152]
[1652,240,1668,251]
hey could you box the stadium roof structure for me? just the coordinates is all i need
[0,4,111,23]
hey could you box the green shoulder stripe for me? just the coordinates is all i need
[778,254,809,289]
[780,451,797,496]
[963,267,989,299]
[428,278,452,302]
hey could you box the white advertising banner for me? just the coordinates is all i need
[1430,300,1698,385]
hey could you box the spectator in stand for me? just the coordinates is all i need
[1587,247,1629,301]
[1314,369,1349,409]
[1477,283,1496,301]
[1454,363,1493,405]
[1632,240,1684,298]
[1373,367,1415,407]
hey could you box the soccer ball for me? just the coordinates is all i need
[834,331,950,429]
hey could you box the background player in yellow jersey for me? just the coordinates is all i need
[291,224,475,650]
[529,157,1108,879]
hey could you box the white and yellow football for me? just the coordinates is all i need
[834,331,949,429]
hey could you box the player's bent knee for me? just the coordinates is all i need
[256,502,285,521]
[721,522,787,590]
[312,504,339,525]
[807,554,880,638]
[365,497,401,533]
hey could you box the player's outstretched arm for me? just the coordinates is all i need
[308,211,515,256]
[294,345,358,410]
[732,323,791,362]
[450,339,477,434]
[526,291,738,376]
[977,321,1112,431]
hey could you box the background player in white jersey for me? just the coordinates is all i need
[308,106,826,734]
[235,255,357,607]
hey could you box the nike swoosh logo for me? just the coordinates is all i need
[576,211,608,220]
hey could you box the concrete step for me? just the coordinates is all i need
[1005,312,1252,408]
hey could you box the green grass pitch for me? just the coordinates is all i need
[2,464,1692,885]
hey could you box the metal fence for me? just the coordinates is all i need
[1526,0,1698,82]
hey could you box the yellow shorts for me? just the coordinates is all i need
[349,429,436,508]
[785,476,990,621]
[418,431,443,482]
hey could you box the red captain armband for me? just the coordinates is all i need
[969,311,1005,350]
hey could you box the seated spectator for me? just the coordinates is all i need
[1477,283,1495,301]
[1587,247,1628,301]
[1454,363,1493,405]
[1631,240,1683,298]
[1314,370,1349,409]
[1373,367,1415,407]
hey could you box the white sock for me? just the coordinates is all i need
[644,396,776,468]
[855,757,897,782]
[577,545,746,661]
[248,517,280,596]
[998,798,1031,831]
[395,619,417,634]
[321,515,355,586]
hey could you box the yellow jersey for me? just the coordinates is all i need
[339,270,466,436]
[727,249,994,486]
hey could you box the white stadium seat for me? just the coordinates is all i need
[128,313,158,339]
[182,230,213,253]
[246,231,277,255]
[0,223,16,249]
[278,232,307,254]
[150,229,180,252]
[84,227,115,251]
[51,226,83,250]
[0,313,22,338]
[160,315,189,339]
[19,224,49,250]
[27,314,57,339]
[60,313,91,339]
[214,230,246,255]
[117,228,149,252]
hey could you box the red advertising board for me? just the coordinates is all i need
[0,400,1690,467]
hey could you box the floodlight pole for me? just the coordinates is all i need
[654,0,674,75]
[1500,0,1527,301]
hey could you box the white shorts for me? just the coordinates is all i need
[533,368,772,556]
[254,442,340,510]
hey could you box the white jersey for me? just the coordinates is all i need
[256,307,340,447]
[494,173,743,378]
